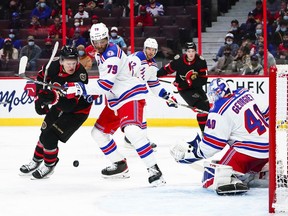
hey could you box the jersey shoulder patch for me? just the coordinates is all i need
[174,54,180,60]
[199,55,205,60]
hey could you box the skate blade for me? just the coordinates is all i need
[150,177,166,187]
[19,172,33,177]
[102,170,130,179]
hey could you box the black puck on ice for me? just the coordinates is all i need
[73,160,79,167]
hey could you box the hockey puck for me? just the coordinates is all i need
[73,160,79,167]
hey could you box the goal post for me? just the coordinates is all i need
[269,65,288,213]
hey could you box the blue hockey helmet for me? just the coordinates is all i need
[208,78,231,103]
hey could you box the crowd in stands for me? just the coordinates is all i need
[209,0,286,75]
[0,0,285,76]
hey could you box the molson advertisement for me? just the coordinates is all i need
[0,76,269,126]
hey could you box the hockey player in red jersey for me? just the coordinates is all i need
[170,78,269,195]
[157,42,210,133]
[19,46,93,179]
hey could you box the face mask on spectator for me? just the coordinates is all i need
[40,3,46,8]
[258,50,264,56]
[284,16,288,20]
[224,51,231,56]
[226,40,233,45]
[28,41,34,46]
[256,29,262,35]
[231,27,237,31]
[111,32,117,37]
[78,50,85,56]
[45,44,52,49]
[281,27,287,32]
[9,34,15,39]
[74,22,80,27]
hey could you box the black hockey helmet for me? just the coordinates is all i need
[60,45,79,60]
[185,42,197,51]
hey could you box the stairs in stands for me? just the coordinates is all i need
[194,0,256,69]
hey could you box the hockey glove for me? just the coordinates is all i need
[63,82,86,99]
[185,71,198,86]
[162,92,178,108]
[170,133,204,164]
[37,89,59,105]
[34,97,49,115]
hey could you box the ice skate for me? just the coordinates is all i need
[31,159,59,179]
[19,159,42,175]
[101,159,130,179]
[124,136,157,151]
[147,164,166,186]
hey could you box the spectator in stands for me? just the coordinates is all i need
[0,38,18,70]
[31,0,52,22]
[216,33,239,60]
[68,28,86,48]
[244,54,263,75]
[254,34,276,57]
[0,33,4,50]
[228,19,244,46]
[209,45,234,75]
[252,0,273,24]
[146,0,164,17]
[77,44,92,70]
[82,15,100,43]
[240,11,257,41]
[274,0,287,22]
[123,0,141,17]
[8,29,22,50]
[29,15,42,32]
[9,12,23,30]
[85,44,97,60]
[5,0,21,20]
[40,38,54,58]
[135,5,154,27]
[109,26,127,53]
[50,0,73,19]
[48,16,62,39]
[232,45,251,75]
[277,32,288,60]
[273,19,288,48]
[85,0,105,9]
[256,43,276,69]
[19,35,42,71]
[74,2,89,22]
[67,18,87,40]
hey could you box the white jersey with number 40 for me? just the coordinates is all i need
[200,88,269,159]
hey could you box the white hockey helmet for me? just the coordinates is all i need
[144,38,158,56]
[208,78,231,103]
[90,23,109,42]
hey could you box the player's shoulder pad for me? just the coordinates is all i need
[174,54,180,60]
[103,43,122,59]
[198,55,205,60]
[135,51,147,61]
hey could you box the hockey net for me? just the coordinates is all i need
[269,65,288,213]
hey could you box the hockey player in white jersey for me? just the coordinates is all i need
[170,78,269,194]
[123,37,178,149]
[65,23,170,186]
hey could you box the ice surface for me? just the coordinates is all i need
[0,126,282,216]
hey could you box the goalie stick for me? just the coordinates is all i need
[43,41,59,88]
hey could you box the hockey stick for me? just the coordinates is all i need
[176,103,209,114]
[16,73,65,91]
[43,41,59,88]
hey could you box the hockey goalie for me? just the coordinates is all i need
[170,78,269,195]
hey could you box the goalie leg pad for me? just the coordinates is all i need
[202,162,249,195]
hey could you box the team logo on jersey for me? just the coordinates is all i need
[80,73,87,82]
[107,50,115,57]
[179,70,196,81]
[41,121,47,130]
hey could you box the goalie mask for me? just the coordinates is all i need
[208,78,231,103]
